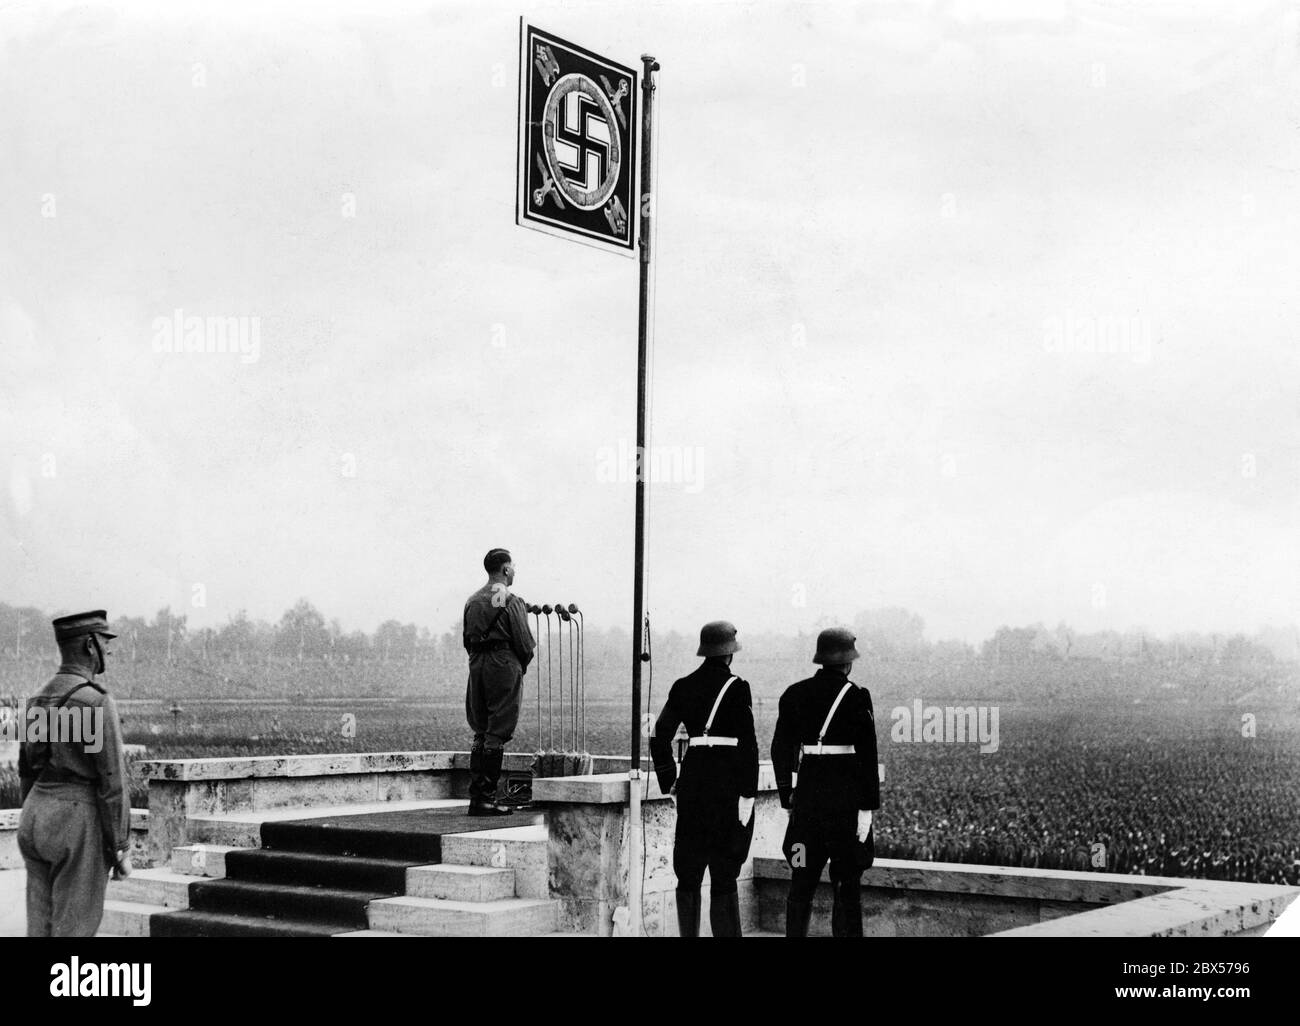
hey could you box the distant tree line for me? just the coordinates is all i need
[0,600,1294,703]
[0,600,453,669]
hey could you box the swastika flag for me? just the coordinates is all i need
[516,22,638,257]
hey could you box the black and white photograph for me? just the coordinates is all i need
[0,0,1297,1008]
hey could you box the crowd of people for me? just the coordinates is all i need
[872,712,1300,886]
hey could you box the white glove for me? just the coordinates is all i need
[738,796,754,826]
[668,783,677,808]
[856,810,873,843]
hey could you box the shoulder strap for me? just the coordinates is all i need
[484,603,510,638]
[817,681,855,743]
[702,675,738,736]
[57,680,103,709]
[466,598,511,643]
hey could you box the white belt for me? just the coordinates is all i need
[801,744,855,755]
[689,736,739,747]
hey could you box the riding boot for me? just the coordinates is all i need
[468,745,486,801]
[675,888,701,938]
[785,896,813,938]
[709,889,742,938]
[468,747,513,816]
[831,878,863,937]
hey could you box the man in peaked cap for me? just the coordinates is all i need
[18,610,131,936]
[650,621,759,937]
[770,626,880,937]
[463,549,536,816]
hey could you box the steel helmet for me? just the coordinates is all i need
[697,621,741,658]
[812,626,860,665]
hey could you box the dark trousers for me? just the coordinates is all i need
[783,809,871,937]
[19,784,109,938]
[465,650,523,750]
[673,803,755,896]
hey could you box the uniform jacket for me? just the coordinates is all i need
[18,668,130,860]
[462,584,535,670]
[770,667,879,813]
[650,658,759,801]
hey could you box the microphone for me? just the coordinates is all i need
[557,606,572,622]
[567,603,579,615]
[541,605,553,616]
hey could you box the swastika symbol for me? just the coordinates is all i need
[541,73,622,211]
[553,91,609,192]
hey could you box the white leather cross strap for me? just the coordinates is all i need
[702,675,738,736]
[689,736,739,747]
[800,743,855,756]
[816,681,855,744]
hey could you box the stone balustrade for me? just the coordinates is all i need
[107,750,1298,937]
[1,807,149,870]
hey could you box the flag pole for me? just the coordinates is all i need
[627,51,659,938]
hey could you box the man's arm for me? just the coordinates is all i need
[770,690,797,809]
[91,695,131,864]
[17,720,33,805]
[854,689,880,811]
[507,596,535,669]
[648,684,681,796]
[735,680,759,799]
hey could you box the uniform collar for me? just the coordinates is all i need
[814,666,851,681]
[56,664,96,681]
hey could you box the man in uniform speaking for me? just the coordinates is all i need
[463,548,535,816]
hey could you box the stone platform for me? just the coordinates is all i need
[5,749,1295,938]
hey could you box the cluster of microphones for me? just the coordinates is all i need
[525,602,580,623]
[525,603,585,755]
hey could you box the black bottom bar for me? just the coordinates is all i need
[2,936,1295,1016]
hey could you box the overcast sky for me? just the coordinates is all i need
[1,0,1298,643]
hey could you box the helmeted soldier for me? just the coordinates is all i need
[18,610,131,937]
[770,626,879,937]
[463,548,535,816]
[650,621,758,937]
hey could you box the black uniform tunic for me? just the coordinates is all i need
[650,659,759,891]
[770,667,880,888]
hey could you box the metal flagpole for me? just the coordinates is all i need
[627,51,659,939]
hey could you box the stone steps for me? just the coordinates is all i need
[407,864,517,902]
[367,895,559,937]
[102,813,566,937]
[101,899,174,937]
[439,824,549,899]
[152,909,351,938]
[183,799,469,849]
[108,869,195,910]
[171,843,242,878]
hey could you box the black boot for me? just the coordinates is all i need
[676,888,701,938]
[467,748,513,816]
[709,889,742,938]
[785,897,813,938]
[831,879,863,937]
[467,745,486,801]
